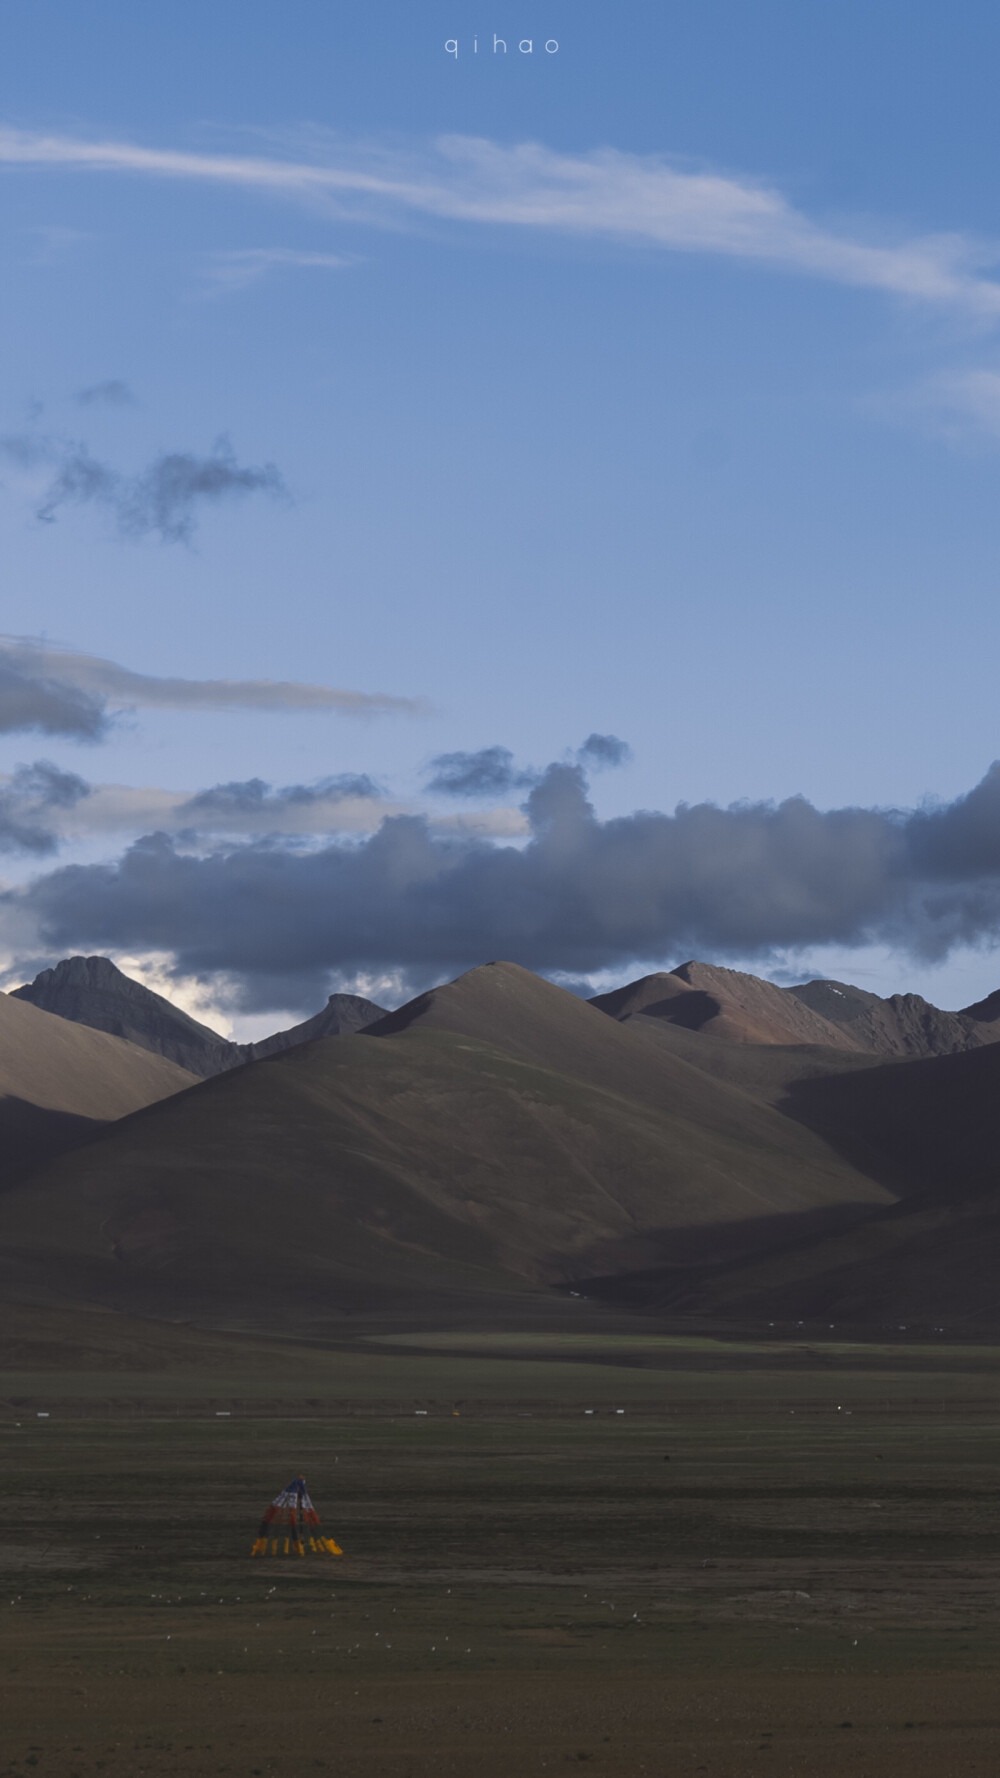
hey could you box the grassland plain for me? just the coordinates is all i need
[5,1318,1000,1776]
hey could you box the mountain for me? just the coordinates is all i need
[366,959,852,1100]
[591,960,1000,1062]
[629,1038,1000,1329]
[788,977,1000,1059]
[591,961,858,1049]
[0,991,196,1186]
[10,955,1000,1334]
[12,956,388,1076]
[246,992,387,1060]
[12,956,239,1077]
[0,963,892,1327]
[963,987,1000,1025]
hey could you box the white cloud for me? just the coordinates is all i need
[2,125,1000,317]
[203,246,356,291]
[21,223,92,264]
[926,367,1000,435]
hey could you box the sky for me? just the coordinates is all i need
[2,0,1000,1032]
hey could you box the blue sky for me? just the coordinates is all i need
[2,1,1000,1027]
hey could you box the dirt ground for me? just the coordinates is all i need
[5,1334,1000,1775]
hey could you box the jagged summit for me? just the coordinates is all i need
[589,960,1000,1062]
[12,955,389,1078]
[591,961,858,1050]
[247,991,387,1060]
[789,977,1000,1059]
[12,955,237,1077]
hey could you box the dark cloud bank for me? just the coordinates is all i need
[11,759,1000,1010]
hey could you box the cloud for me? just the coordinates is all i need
[21,225,91,265]
[0,659,109,740]
[3,126,1000,319]
[13,757,1000,1011]
[4,772,527,848]
[119,439,286,543]
[204,247,355,291]
[0,760,90,854]
[180,773,380,818]
[906,765,1000,879]
[425,746,538,798]
[32,441,118,523]
[74,379,136,407]
[919,367,1000,438]
[10,775,392,846]
[426,737,630,799]
[0,429,287,543]
[0,638,427,727]
[577,733,632,770]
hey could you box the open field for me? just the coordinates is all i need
[5,1323,1000,1776]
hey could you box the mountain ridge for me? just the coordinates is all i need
[12,956,387,1077]
[0,962,893,1327]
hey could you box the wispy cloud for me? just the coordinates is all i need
[42,774,393,842]
[0,427,286,543]
[21,223,92,264]
[924,367,1000,436]
[203,246,356,291]
[0,637,429,731]
[1,768,527,848]
[74,379,136,407]
[3,125,1000,317]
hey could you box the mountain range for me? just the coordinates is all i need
[11,955,387,1074]
[2,952,1000,1333]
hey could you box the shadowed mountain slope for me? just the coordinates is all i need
[778,1040,1000,1200]
[0,966,894,1327]
[12,956,239,1077]
[591,963,859,1050]
[963,987,1000,1025]
[247,992,387,1061]
[664,1041,1000,1328]
[0,991,197,1186]
[788,977,1000,1060]
[677,1192,1000,1331]
[620,1011,886,1104]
